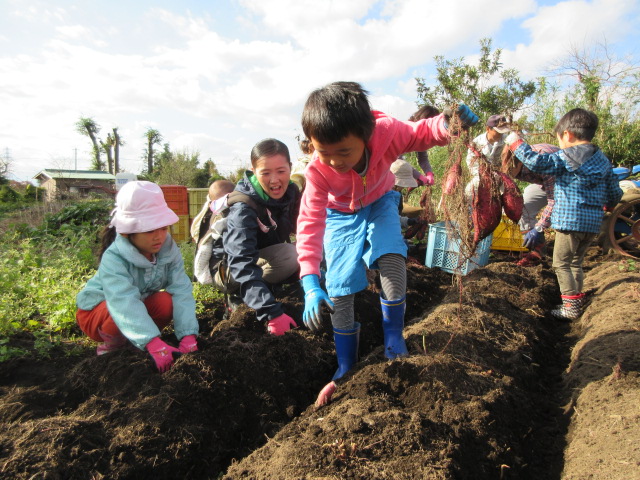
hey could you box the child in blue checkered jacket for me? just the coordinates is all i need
[505,108,623,320]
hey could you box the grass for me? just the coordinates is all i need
[0,198,223,361]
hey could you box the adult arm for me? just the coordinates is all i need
[224,204,282,322]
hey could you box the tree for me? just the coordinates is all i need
[152,147,203,186]
[100,133,114,175]
[75,117,104,170]
[144,128,163,175]
[0,152,8,185]
[415,38,536,121]
[543,41,640,166]
[112,127,123,174]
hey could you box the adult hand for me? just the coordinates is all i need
[505,132,524,150]
[418,173,434,186]
[146,337,181,373]
[300,274,334,332]
[523,228,544,250]
[267,313,297,335]
[424,172,435,186]
[178,334,198,354]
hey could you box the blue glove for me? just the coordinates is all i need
[523,228,544,249]
[444,104,479,130]
[455,104,479,128]
[300,274,334,332]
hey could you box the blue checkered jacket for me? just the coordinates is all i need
[514,143,623,233]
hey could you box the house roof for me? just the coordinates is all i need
[33,169,116,181]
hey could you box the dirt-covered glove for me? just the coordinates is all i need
[443,104,479,131]
[505,132,525,151]
[178,334,198,354]
[523,228,544,249]
[146,337,181,373]
[301,274,335,332]
[267,313,297,336]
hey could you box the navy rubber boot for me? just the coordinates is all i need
[381,295,409,359]
[332,322,360,381]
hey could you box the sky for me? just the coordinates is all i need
[1,0,639,182]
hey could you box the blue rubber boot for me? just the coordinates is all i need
[381,295,409,359]
[332,322,360,381]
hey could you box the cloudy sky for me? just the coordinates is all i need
[1,0,639,182]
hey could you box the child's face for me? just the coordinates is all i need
[125,227,169,261]
[311,134,366,174]
[253,154,291,200]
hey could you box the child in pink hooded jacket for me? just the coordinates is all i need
[297,81,478,406]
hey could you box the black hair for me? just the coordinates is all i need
[301,81,376,144]
[409,105,440,121]
[250,138,291,168]
[298,137,313,155]
[553,108,599,141]
[98,225,117,260]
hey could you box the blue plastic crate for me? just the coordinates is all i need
[612,167,630,180]
[425,221,492,275]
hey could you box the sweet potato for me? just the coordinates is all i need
[472,162,502,245]
[499,172,523,222]
[442,160,462,195]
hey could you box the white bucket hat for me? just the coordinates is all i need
[390,159,418,188]
[110,181,179,234]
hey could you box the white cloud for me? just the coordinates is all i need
[1,0,638,181]
[502,0,639,78]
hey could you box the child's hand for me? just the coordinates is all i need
[301,274,335,332]
[443,104,479,131]
[146,337,181,373]
[267,313,297,335]
[178,334,198,354]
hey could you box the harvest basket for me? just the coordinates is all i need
[169,214,191,243]
[160,185,189,216]
[425,221,492,275]
[188,188,209,218]
[491,217,527,252]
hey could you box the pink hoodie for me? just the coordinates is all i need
[296,110,450,277]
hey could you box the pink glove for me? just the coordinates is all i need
[178,334,198,354]
[145,337,181,373]
[424,172,435,186]
[267,313,297,335]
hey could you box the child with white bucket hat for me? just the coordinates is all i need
[76,181,199,373]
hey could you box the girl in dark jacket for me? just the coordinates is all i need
[211,138,300,335]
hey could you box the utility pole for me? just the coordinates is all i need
[74,148,77,171]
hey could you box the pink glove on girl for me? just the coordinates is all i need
[178,334,198,354]
[146,337,181,373]
[267,313,297,335]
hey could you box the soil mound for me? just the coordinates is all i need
[0,253,638,479]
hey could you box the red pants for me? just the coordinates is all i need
[76,291,173,341]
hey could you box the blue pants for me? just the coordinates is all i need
[324,190,407,298]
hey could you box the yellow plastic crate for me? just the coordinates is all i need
[491,216,527,252]
[188,188,209,219]
[170,215,191,243]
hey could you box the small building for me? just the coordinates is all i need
[33,169,116,200]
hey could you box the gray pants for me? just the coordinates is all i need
[518,183,547,231]
[552,231,596,295]
[213,243,298,292]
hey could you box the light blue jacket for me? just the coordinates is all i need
[76,234,198,349]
